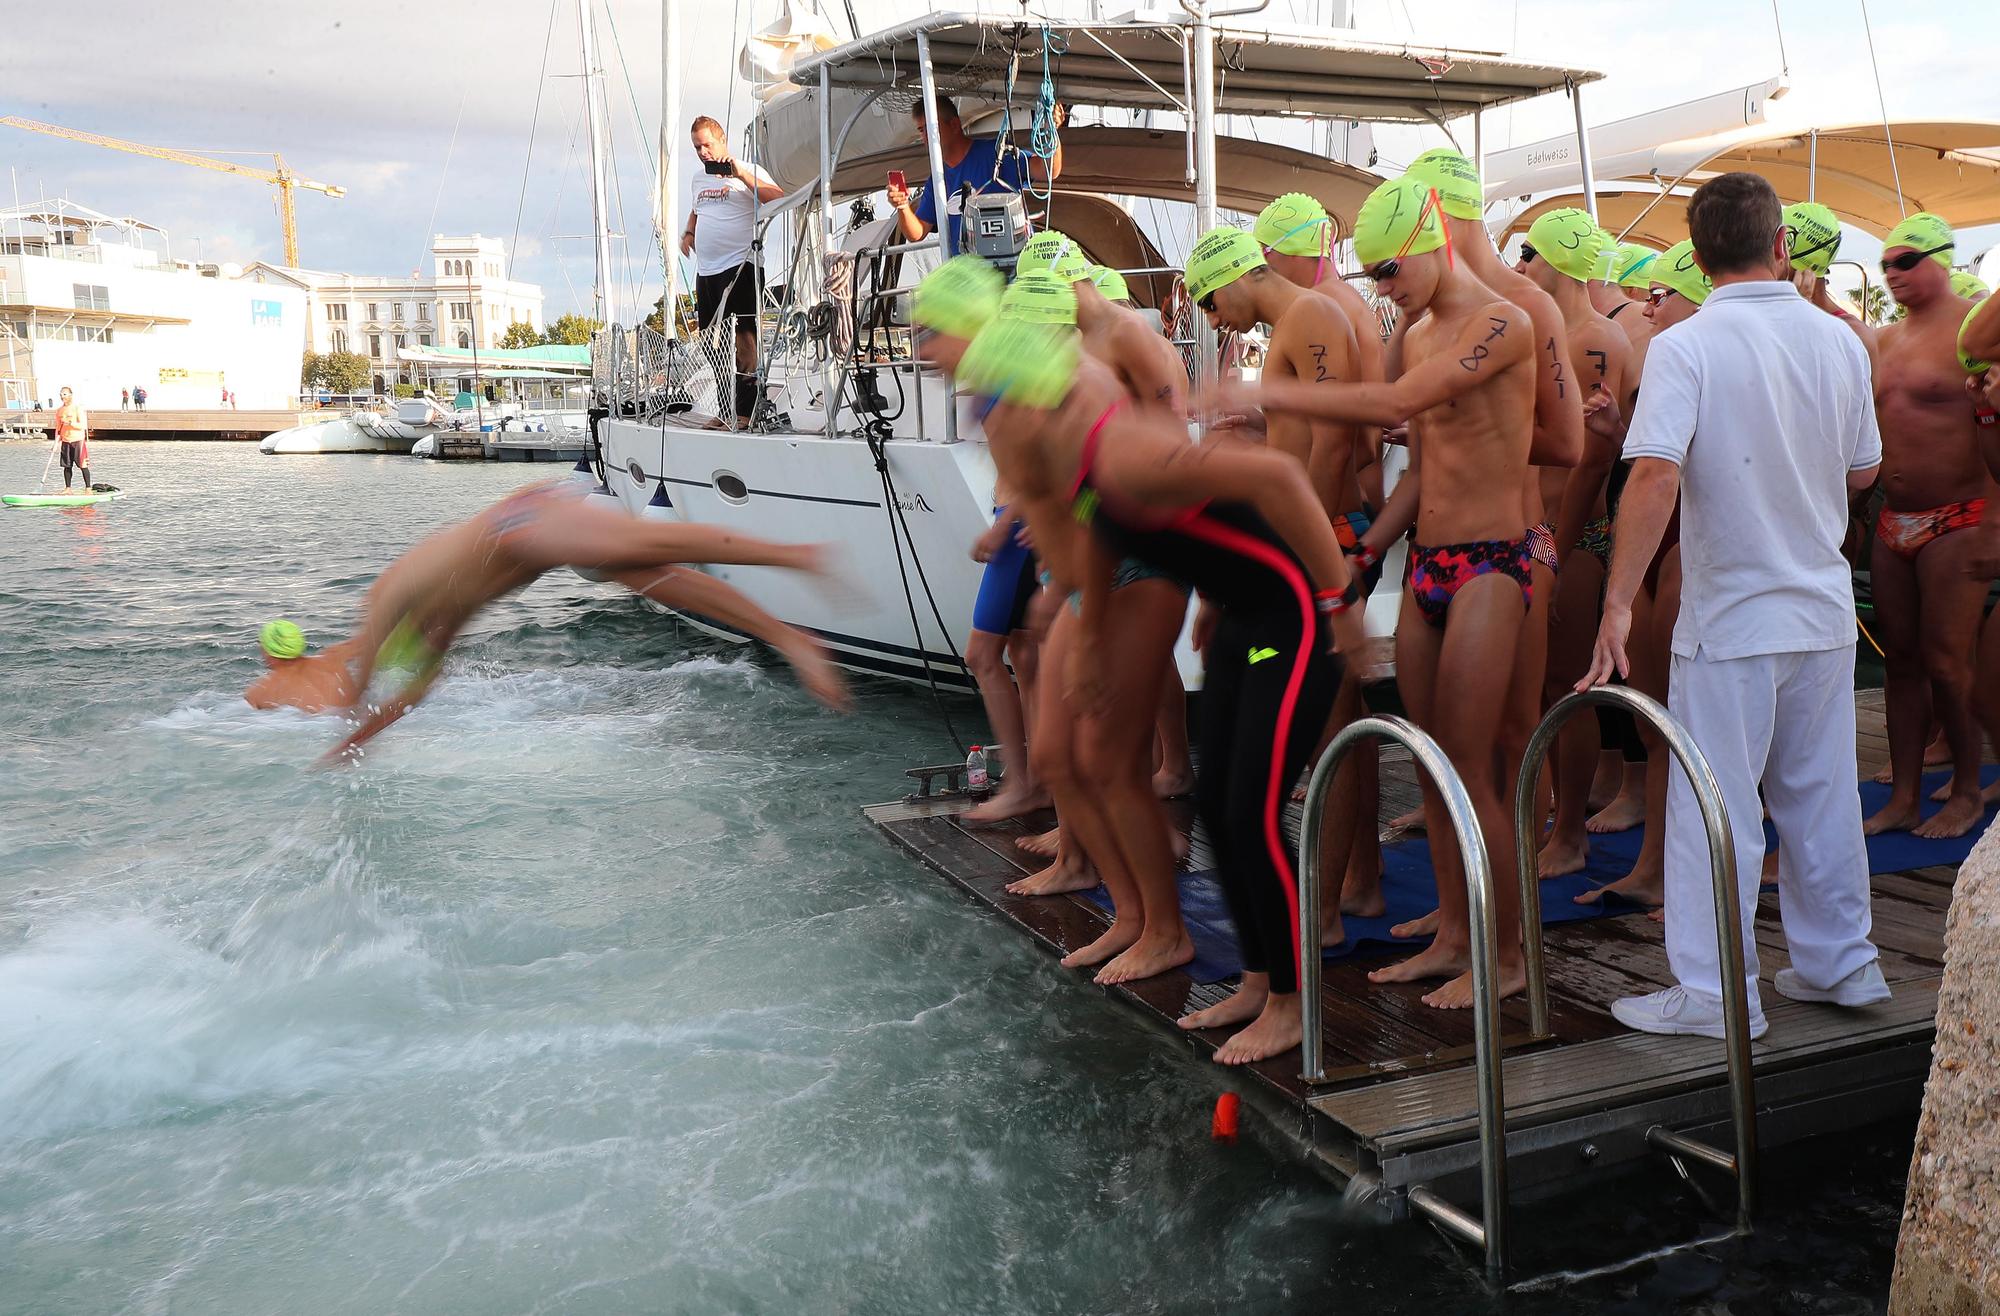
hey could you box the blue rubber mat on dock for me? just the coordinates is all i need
[1089,766,1993,985]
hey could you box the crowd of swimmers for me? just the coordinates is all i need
[249,149,2000,1068]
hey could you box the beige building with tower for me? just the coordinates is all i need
[249,235,544,394]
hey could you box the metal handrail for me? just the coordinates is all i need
[1514,686,1757,1231]
[1299,715,1509,1276]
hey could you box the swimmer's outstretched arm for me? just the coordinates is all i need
[320,655,447,763]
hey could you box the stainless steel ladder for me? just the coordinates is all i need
[1294,690,1757,1278]
[1516,687,1758,1234]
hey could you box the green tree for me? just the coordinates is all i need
[541,313,604,346]
[498,321,542,350]
[303,351,373,394]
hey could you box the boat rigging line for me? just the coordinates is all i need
[508,0,563,283]
[1857,0,1905,214]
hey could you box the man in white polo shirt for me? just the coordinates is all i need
[682,114,783,425]
[1582,171,1889,1038]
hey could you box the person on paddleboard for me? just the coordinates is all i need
[55,387,91,490]
[244,620,365,713]
[321,481,852,761]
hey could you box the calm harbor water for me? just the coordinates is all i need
[1,442,1905,1313]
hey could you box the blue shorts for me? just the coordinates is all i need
[972,510,1038,635]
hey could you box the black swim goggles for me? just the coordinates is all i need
[1881,243,1951,274]
[1517,242,1538,265]
[1197,292,1217,313]
[1363,258,1402,282]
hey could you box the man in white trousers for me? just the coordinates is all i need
[1582,171,1889,1038]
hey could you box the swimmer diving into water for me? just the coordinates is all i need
[320,480,851,760]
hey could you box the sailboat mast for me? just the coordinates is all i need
[578,0,617,331]
[658,0,681,337]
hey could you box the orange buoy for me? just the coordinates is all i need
[1211,1092,1240,1142]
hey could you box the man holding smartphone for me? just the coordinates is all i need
[888,96,1063,254]
[683,114,784,426]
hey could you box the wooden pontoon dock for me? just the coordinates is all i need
[863,690,1946,1276]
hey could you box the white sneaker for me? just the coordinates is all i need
[1774,961,1891,1007]
[1611,986,1770,1041]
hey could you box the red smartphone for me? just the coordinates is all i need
[887,169,906,194]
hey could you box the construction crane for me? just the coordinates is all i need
[0,116,344,268]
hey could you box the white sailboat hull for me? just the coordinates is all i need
[259,417,421,454]
[597,418,999,687]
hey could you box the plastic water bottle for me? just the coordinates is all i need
[965,745,990,794]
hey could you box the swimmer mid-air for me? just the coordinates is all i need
[316,480,851,761]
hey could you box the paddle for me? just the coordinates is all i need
[33,434,59,493]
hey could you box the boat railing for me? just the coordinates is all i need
[1514,687,1757,1235]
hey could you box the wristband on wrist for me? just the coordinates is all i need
[1343,542,1380,572]
[1314,581,1361,615]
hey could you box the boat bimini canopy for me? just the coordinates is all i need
[1492,120,2000,244]
[790,12,1601,121]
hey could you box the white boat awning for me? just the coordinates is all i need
[790,13,1599,123]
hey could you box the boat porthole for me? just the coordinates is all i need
[627,459,646,486]
[713,471,749,504]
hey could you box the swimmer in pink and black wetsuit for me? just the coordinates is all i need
[1217,176,1539,1012]
[961,313,1366,1067]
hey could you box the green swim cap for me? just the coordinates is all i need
[1184,226,1266,304]
[1016,230,1091,282]
[1884,212,1954,267]
[1403,148,1483,222]
[259,619,306,660]
[1085,264,1130,303]
[997,270,1079,325]
[1253,192,1332,257]
[1653,240,1713,307]
[958,317,1079,410]
[1960,304,1992,375]
[1611,242,1660,290]
[1783,202,1841,277]
[1526,208,1606,283]
[1950,271,1990,302]
[1354,177,1447,267]
[914,255,1003,341]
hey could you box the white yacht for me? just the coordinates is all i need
[591,13,1601,687]
[260,396,456,454]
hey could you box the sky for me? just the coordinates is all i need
[5,0,1996,318]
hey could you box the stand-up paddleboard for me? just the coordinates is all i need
[3,485,125,508]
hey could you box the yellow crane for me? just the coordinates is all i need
[0,115,344,268]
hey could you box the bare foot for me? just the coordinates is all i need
[1095,931,1196,985]
[1588,754,1623,813]
[779,637,850,712]
[1005,851,1097,897]
[1179,981,1268,1032]
[1061,919,1141,969]
[1927,774,2000,804]
[1383,807,1425,835]
[1154,766,1195,799]
[1914,793,1986,840]
[1166,821,1190,865]
[1389,908,1439,940]
[964,785,1053,825]
[1870,762,1894,785]
[1367,940,1467,986]
[1319,906,1346,949]
[1213,993,1303,1066]
[1015,826,1061,858]
[1863,800,1921,837]
[1423,957,1528,1010]
[1573,858,1663,907]
[1586,792,1646,834]
[1536,832,1590,879]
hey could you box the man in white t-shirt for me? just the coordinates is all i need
[1583,172,1889,1039]
[682,115,783,425]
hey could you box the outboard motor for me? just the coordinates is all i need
[964,191,1031,270]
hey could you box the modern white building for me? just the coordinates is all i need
[0,201,308,411]
[249,235,545,394]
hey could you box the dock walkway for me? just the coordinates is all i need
[864,691,1944,1250]
[1,409,308,441]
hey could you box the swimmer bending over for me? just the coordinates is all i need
[324,480,849,760]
